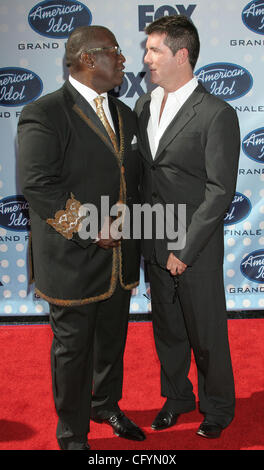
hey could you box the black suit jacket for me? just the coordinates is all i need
[135,83,241,271]
[18,81,140,306]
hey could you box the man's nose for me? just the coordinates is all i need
[144,50,151,64]
[119,52,126,63]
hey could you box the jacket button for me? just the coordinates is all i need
[152,192,157,198]
[151,165,156,170]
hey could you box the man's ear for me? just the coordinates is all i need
[176,48,189,66]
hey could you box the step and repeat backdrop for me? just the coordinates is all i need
[0,0,264,317]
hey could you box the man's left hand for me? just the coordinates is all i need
[166,253,187,276]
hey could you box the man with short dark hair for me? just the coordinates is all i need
[18,25,145,450]
[135,15,240,439]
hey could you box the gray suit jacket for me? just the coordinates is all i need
[135,83,240,271]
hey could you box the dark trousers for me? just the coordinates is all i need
[148,262,235,428]
[49,282,131,441]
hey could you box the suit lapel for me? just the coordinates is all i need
[108,96,120,147]
[154,84,206,162]
[138,99,153,163]
[75,94,109,137]
[63,81,121,156]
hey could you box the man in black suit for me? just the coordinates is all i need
[18,25,145,450]
[135,15,240,438]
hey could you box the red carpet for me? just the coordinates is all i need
[0,319,263,451]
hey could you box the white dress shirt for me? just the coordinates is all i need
[147,76,198,158]
[69,75,116,132]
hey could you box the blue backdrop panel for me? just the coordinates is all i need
[0,0,264,316]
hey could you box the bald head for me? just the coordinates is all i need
[65,25,115,69]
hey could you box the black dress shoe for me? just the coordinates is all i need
[196,420,223,439]
[91,410,146,441]
[151,410,179,431]
[58,437,90,450]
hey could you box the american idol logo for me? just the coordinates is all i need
[242,0,264,35]
[0,67,43,107]
[224,192,252,226]
[240,249,264,283]
[195,63,253,101]
[242,127,264,163]
[28,0,92,38]
[0,196,30,232]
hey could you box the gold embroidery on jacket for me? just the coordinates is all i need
[46,193,84,240]
[115,107,127,231]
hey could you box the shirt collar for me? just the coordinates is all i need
[69,75,108,104]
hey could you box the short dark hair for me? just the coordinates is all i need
[65,25,113,67]
[145,15,200,70]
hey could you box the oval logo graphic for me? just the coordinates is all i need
[0,67,43,107]
[240,249,264,283]
[28,0,92,38]
[195,62,253,101]
[242,127,264,164]
[224,192,252,226]
[0,195,30,232]
[242,0,264,35]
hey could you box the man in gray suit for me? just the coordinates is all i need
[135,15,240,438]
